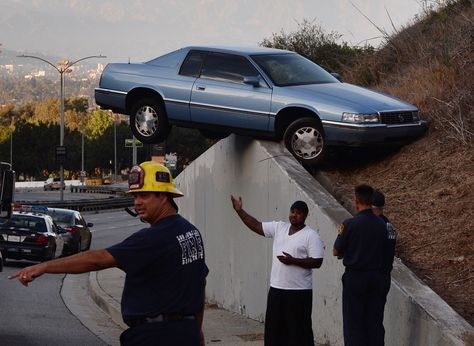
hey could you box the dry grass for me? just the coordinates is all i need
[322,0,474,326]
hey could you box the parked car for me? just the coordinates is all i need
[95,46,427,166]
[0,249,3,272]
[44,177,64,191]
[0,211,64,262]
[43,207,93,255]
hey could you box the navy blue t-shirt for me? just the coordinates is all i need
[334,209,387,271]
[107,214,209,326]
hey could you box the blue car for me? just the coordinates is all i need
[95,46,427,166]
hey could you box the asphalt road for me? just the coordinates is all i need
[0,191,142,346]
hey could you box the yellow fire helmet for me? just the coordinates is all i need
[127,161,184,197]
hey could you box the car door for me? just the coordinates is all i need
[189,51,272,131]
[48,220,64,258]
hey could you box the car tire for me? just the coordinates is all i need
[43,245,56,262]
[200,129,230,140]
[130,98,171,144]
[283,117,326,167]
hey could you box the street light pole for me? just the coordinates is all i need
[18,54,106,200]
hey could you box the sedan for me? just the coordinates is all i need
[44,177,64,191]
[43,207,93,255]
[95,46,427,166]
[0,211,64,262]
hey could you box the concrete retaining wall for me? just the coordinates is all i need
[175,135,474,346]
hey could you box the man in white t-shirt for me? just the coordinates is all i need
[231,196,324,346]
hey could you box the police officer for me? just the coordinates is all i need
[10,161,209,346]
[333,184,388,346]
[372,189,397,326]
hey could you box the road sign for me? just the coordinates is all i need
[55,146,67,164]
[125,139,143,147]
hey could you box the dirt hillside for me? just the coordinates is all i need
[316,0,474,326]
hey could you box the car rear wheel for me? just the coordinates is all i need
[130,98,171,144]
[284,117,326,167]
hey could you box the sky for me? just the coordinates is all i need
[0,0,425,63]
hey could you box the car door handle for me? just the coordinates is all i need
[196,85,206,91]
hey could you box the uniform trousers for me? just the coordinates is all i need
[120,319,200,346]
[264,286,314,346]
[342,270,390,346]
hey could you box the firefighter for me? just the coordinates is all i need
[10,161,209,346]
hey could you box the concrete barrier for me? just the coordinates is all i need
[175,135,474,346]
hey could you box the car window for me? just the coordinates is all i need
[251,53,338,86]
[75,214,84,226]
[179,51,206,77]
[200,53,260,84]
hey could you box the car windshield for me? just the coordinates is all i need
[47,211,72,226]
[250,53,338,87]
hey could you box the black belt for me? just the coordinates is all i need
[130,314,196,327]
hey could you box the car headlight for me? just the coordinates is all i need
[342,112,380,123]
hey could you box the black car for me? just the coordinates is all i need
[44,208,93,255]
[0,212,65,262]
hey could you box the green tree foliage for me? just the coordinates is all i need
[86,109,114,139]
[260,19,374,73]
[0,103,16,142]
[165,127,214,169]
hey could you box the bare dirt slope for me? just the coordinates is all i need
[317,131,474,326]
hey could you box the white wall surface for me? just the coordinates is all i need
[175,135,474,346]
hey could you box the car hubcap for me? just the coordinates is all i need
[291,126,323,159]
[135,106,158,137]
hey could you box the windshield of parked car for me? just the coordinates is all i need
[251,53,339,87]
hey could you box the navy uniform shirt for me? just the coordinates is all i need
[379,214,397,274]
[107,214,209,326]
[334,209,387,271]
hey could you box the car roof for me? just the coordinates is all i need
[45,207,76,215]
[12,211,52,221]
[183,45,294,56]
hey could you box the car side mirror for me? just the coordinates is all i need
[0,162,15,219]
[87,222,94,227]
[243,76,261,87]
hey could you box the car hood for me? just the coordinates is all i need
[282,82,417,113]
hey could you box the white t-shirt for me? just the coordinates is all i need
[262,221,324,290]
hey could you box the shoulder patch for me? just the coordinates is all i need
[338,223,344,235]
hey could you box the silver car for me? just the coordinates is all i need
[95,46,427,166]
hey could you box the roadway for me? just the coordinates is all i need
[0,190,140,346]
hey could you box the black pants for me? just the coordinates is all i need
[342,271,390,346]
[264,287,314,346]
[120,319,200,346]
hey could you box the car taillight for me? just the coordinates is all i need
[65,227,78,234]
[36,235,48,245]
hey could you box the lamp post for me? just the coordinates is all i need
[18,54,106,200]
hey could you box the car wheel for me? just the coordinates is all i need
[43,245,56,261]
[283,117,326,167]
[200,129,230,140]
[130,98,171,144]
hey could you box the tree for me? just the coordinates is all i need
[260,19,374,73]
